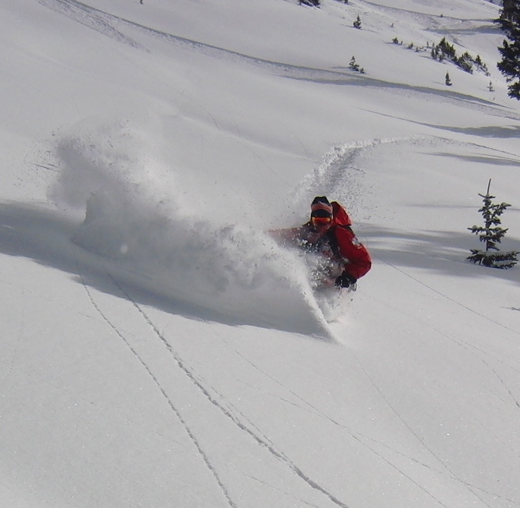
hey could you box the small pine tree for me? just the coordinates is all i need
[349,55,360,71]
[353,15,362,29]
[467,179,518,269]
[445,72,452,86]
[439,37,456,59]
[456,52,474,73]
[431,38,457,63]
[474,55,490,75]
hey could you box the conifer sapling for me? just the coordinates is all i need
[467,179,518,269]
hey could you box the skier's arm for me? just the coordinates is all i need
[334,227,372,281]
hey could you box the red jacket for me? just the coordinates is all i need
[272,201,372,281]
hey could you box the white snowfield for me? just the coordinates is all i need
[1,0,520,507]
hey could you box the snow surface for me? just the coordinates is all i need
[1,0,520,507]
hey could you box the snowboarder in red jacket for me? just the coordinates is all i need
[271,196,371,289]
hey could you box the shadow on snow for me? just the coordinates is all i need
[0,202,331,339]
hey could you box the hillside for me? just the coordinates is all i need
[1,1,520,507]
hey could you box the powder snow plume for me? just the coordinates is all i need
[48,121,335,338]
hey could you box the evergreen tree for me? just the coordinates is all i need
[495,0,520,99]
[431,38,455,62]
[445,72,452,86]
[349,56,360,71]
[353,15,362,29]
[456,52,474,73]
[467,179,518,269]
[439,37,456,59]
[475,55,490,75]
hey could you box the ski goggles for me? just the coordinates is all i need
[311,215,332,227]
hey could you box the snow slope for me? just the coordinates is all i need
[1,0,520,507]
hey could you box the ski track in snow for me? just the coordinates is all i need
[72,247,354,506]
[75,252,509,507]
[75,262,239,508]
[349,349,497,508]
[38,0,145,50]
[382,256,520,338]
[289,136,415,217]
[77,261,510,508]
[224,320,510,506]
[377,250,520,419]
[212,335,459,506]
[292,135,520,223]
[103,271,354,508]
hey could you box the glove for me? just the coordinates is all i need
[335,271,357,289]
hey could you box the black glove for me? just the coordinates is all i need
[335,271,357,289]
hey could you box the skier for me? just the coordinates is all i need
[271,196,371,289]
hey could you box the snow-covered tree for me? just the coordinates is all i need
[467,179,518,269]
[495,0,520,99]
